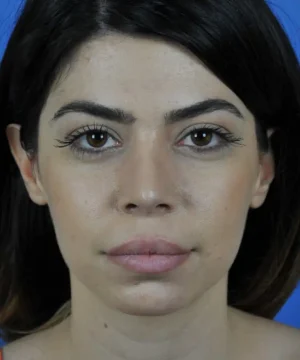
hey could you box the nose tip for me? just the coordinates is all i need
[114,151,179,217]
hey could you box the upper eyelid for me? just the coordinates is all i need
[70,122,229,135]
[176,123,230,139]
[69,124,119,140]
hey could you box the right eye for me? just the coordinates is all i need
[76,130,119,150]
[55,124,122,156]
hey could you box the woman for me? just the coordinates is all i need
[0,0,300,359]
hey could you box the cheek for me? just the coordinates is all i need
[186,161,255,275]
[40,162,112,259]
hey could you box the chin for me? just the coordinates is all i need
[109,281,189,316]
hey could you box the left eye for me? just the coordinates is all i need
[177,128,221,149]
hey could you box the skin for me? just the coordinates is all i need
[7,33,298,360]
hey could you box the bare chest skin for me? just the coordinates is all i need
[3,308,300,360]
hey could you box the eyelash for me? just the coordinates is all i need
[54,123,244,158]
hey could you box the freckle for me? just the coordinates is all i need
[104,323,108,329]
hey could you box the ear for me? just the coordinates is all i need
[250,129,276,209]
[6,124,48,205]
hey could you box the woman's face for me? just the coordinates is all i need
[9,34,274,315]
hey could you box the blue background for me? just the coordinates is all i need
[0,0,299,346]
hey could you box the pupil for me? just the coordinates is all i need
[192,130,212,146]
[87,131,107,147]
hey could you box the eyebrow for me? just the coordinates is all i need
[51,98,244,125]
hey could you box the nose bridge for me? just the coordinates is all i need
[116,139,178,215]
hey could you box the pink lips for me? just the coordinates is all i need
[106,237,191,274]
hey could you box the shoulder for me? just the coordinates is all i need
[229,306,300,360]
[2,334,46,360]
[2,318,70,360]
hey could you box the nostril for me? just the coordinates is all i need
[123,203,172,214]
[156,204,171,210]
[126,203,138,211]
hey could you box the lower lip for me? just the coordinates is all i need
[107,253,190,273]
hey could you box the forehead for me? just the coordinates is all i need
[47,34,251,118]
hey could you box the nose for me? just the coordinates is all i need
[121,191,174,216]
[114,148,179,217]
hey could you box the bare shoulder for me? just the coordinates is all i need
[2,318,70,360]
[2,332,49,360]
[229,306,300,360]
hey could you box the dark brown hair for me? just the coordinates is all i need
[1,0,300,343]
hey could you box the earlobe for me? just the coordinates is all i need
[6,124,48,206]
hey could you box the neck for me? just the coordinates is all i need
[66,275,233,360]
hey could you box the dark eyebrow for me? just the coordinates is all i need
[52,100,136,124]
[51,98,244,124]
[165,98,244,124]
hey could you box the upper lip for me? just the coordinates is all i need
[107,236,191,256]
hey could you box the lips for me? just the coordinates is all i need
[106,237,192,274]
[107,237,190,256]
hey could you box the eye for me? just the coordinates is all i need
[55,124,121,156]
[176,125,243,153]
[181,129,214,147]
[78,130,116,149]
